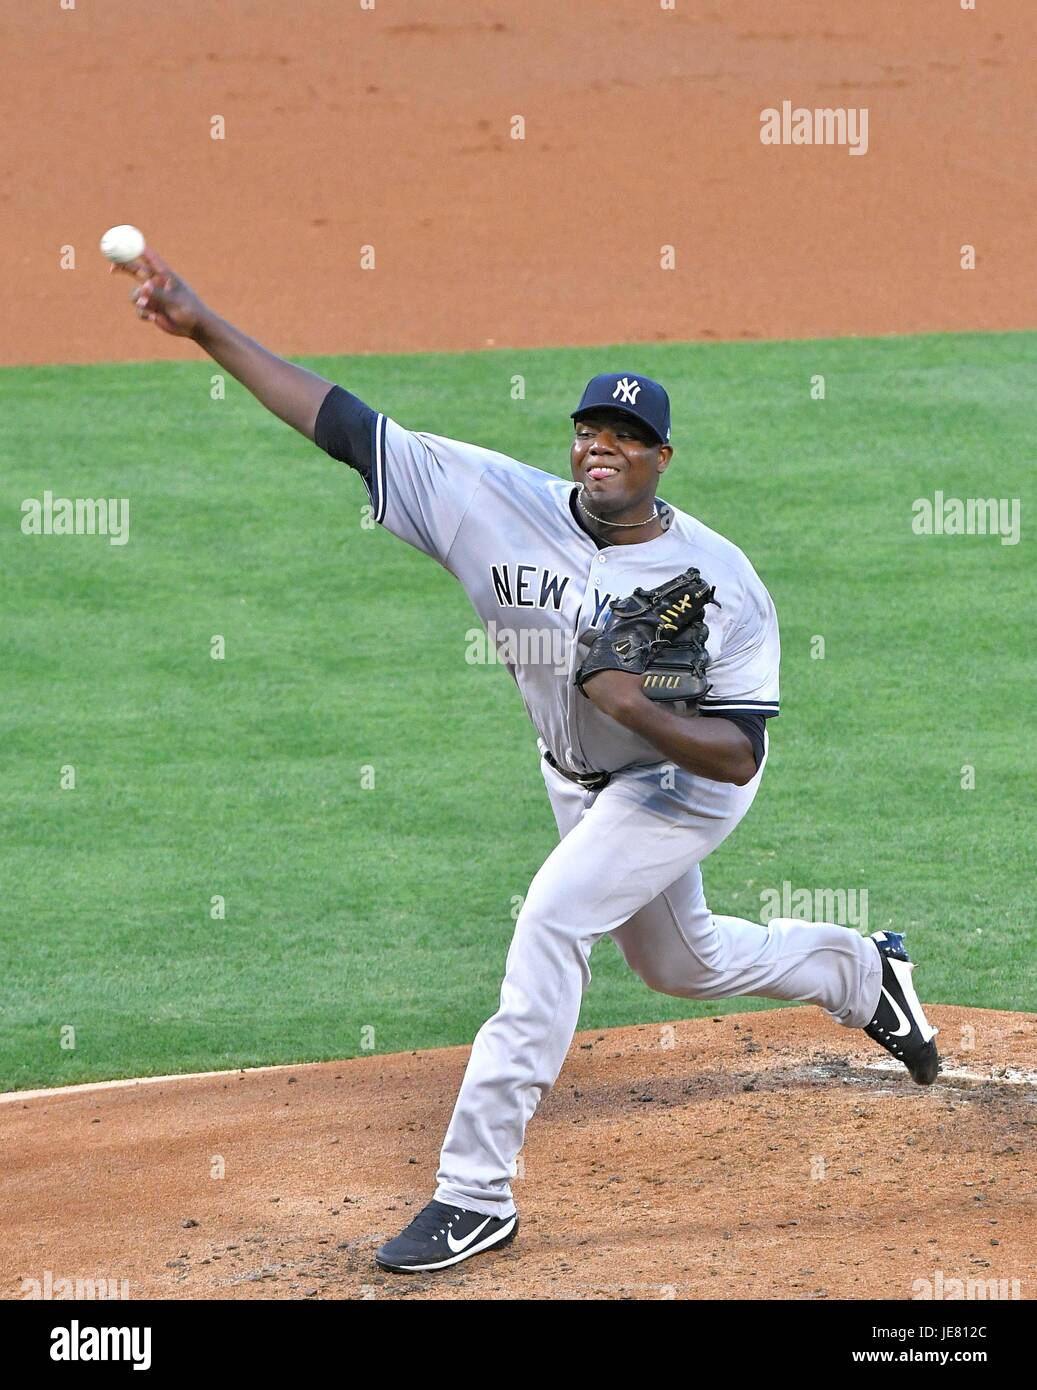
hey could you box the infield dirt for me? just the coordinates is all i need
[1,0,1034,365]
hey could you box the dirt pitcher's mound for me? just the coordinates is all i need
[2,1006,1034,1301]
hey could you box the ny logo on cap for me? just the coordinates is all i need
[612,376,641,405]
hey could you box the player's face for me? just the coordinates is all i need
[570,410,672,517]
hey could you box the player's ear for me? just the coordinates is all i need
[656,445,673,474]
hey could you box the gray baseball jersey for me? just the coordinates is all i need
[315,387,780,785]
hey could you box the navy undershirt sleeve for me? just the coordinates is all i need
[313,384,378,484]
[702,709,769,769]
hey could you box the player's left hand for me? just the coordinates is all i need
[580,669,648,722]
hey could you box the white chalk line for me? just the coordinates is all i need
[4,1058,1034,1108]
[0,1062,302,1106]
[864,1060,1037,1086]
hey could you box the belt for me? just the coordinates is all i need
[543,749,612,792]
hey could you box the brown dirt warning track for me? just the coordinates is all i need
[0,0,1034,365]
[1,0,1034,1301]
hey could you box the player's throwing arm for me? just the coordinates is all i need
[106,231,333,438]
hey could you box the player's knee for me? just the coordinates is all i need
[510,910,594,989]
[640,968,720,999]
[516,882,600,943]
[627,938,731,997]
[638,968,687,997]
[620,945,688,997]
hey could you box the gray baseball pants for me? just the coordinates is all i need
[434,750,883,1217]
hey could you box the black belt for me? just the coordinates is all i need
[543,750,611,792]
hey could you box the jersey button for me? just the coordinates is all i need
[597,555,606,563]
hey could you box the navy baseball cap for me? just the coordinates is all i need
[571,372,671,444]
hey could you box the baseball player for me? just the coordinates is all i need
[117,251,940,1275]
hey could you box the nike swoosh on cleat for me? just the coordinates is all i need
[446,1218,492,1253]
[881,986,913,1038]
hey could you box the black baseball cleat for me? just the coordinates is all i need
[864,931,940,1085]
[375,1199,519,1273]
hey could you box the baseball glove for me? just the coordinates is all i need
[575,567,718,707]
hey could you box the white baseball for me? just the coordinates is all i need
[99,224,146,264]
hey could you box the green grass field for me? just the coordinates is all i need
[2,331,1033,1091]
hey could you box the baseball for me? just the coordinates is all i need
[99,224,146,264]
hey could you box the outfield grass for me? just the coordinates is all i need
[1,331,1033,1089]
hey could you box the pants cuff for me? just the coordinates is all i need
[433,1185,517,1220]
[828,940,883,1029]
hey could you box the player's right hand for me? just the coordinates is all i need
[114,250,209,339]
